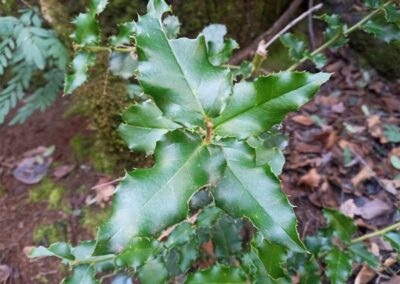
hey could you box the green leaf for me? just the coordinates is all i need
[135,5,232,125]
[323,209,356,242]
[108,52,138,79]
[319,14,348,48]
[202,24,239,66]
[185,264,248,284]
[118,100,180,154]
[137,257,169,284]
[247,136,285,176]
[385,124,400,143]
[364,0,382,8]
[348,243,379,268]
[214,72,330,139]
[280,33,306,61]
[310,53,327,69]
[241,248,281,284]
[213,215,243,259]
[62,265,99,284]
[89,0,108,15]
[384,4,400,24]
[325,247,352,284]
[95,131,212,254]
[64,52,96,94]
[299,258,321,284]
[384,231,400,252]
[165,222,196,248]
[72,13,100,46]
[213,140,305,252]
[115,238,161,269]
[110,22,135,46]
[256,241,287,280]
[363,19,400,43]
[390,156,400,170]
[163,15,181,39]
[30,242,75,261]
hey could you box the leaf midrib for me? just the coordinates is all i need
[222,151,298,248]
[155,18,205,117]
[214,79,317,129]
[138,144,205,220]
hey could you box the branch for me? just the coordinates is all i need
[229,0,305,65]
[263,3,323,51]
[287,0,394,71]
[248,3,323,77]
[351,221,400,243]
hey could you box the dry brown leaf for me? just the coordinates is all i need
[331,102,345,113]
[299,169,321,188]
[0,265,12,284]
[355,265,376,284]
[351,167,375,187]
[23,246,35,257]
[291,115,314,126]
[354,199,392,220]
[367,115,387,143]
[94,178,116,204]
[52,164,75,180]
[296,143,321,153]
[340,199,357,218]
[382,179,399,195]
[382,276,400,284]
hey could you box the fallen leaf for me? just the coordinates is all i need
[351,167,375,187]
[94,178,116,204]
[340,199,357,218]
[367,115,387,143]
[354,199,392,220]
[23,246,35,257]
[0,265,12,283]
[331,102,345,113]
[390,155,400,170]
[381,179,399,195]
[291,115,314,126]
[299,169,321,188]
[382,276,400,284]
[13,157,53,185]
[355,265,375,284]
[52,165,75,180]
[296,143,322,153]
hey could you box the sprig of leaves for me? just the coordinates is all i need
[0,8,68,125]
[32,0,331,282]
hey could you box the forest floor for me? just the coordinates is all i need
[0,51,400,283]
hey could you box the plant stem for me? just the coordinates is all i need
[71,255,116,265]
[73,44,136,53]
[351,221,400,244]
[287,0,394,71]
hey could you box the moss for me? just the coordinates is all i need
[0,0,15,15]
[69,135,92,162]
[32,222,68,245]
[28,178,68,211]
[81,206,112,236]
[72,53,139,174]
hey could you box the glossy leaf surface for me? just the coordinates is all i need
[214,72,330,139]
[213,140,304,252]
